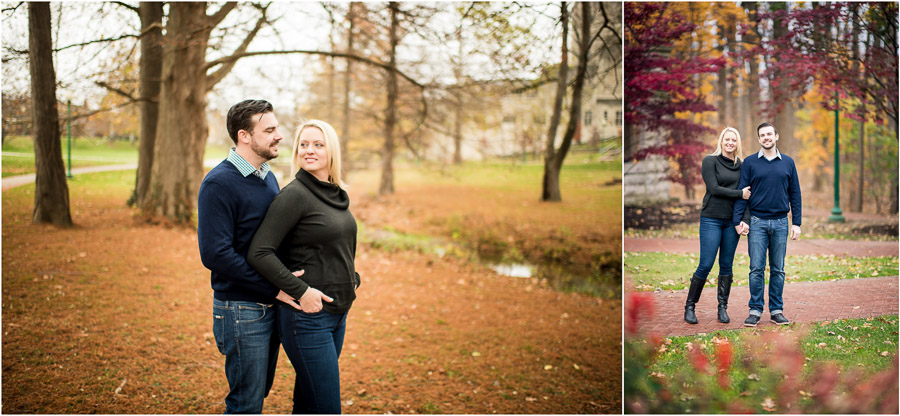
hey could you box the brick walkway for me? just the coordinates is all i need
[635,276,899,337]
[625,237,898,257]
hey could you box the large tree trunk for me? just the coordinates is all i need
[541,2,569,201]
[852,7,864,213]
[725,15,738,127]
[131,2,163,207]
[140,2,209,223]
[743,2,760,155]
[341,2,357,173]
[716,20,728,127]
[771,2,795,157]
[29,2,72,227]
[378,2,400,196]
[543,2,592,202]
[452,27,464,165]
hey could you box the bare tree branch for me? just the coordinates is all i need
[204,49,426,90]
[207,2,237,29]
[6,32,140,55]
[2,2,24,14]
[112,1,139,14]
[205,3,270,90]
[95,81,138,102]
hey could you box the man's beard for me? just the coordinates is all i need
[761,141,775,150]
[250,136,277,161]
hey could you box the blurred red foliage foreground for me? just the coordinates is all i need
[624,292,899,414]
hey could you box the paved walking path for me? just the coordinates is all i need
[636,276,899,337]
[625,237,898,257]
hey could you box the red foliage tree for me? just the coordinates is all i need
[759,2,898,130]
[625,2,725,197]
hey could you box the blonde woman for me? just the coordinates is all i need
[249,119,359,413]
[684,127,749,325]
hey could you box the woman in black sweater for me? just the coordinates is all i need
[248,119,358,414]
[684,127,750,325]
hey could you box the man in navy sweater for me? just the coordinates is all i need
[198,100,302,413]
[733,122,802,327]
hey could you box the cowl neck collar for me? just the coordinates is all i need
[717,154,740,169]
[296,169,349,210]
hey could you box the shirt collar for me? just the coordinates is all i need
[227,148,270,179]
[757,148,782,161]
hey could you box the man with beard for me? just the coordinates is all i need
[732,122,802,327]
[198,99,302,413]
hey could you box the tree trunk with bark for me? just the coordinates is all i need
[725,16,738,127]
[131,2,163,207]
[852,7,864,213]
[140,2,210,223]
[743,2,760,155]
[541,3,569,201]
[29,2,73,227]
[452,26,464,165]
[543,2,593,202]
[379,2,400,196]
[341,2,357,173]
[716,21,728,127]
[770,2,795,157]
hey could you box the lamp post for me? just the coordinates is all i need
[829,92,845,222]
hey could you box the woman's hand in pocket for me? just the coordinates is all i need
[299,287,334,313]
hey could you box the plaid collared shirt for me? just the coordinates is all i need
[757,148,782,161]
[227,148,271,180]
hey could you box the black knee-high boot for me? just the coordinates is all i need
[684,274,706,324]
[717,274,733,323]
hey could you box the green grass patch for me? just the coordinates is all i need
[2,135,140,177]
[1,135,242,177]
[651,315,898,378]
[625,251,898,291]
[394,159,620,195]
[627,315,899,413]
[626,218,898,242]
[358,222,463,258]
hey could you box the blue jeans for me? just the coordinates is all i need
[212,299,280,414]
[279,306,348,414]
[747,216,788,316]
[694,216,740,279]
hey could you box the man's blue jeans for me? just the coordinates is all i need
[747,216,789,316]
[279,306,348,414]
[213,299,280,414]
[694,216,740,279]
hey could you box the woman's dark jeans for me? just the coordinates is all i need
[694,216,740,279]
[279,305,348,414]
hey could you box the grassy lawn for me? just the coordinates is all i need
[650,315,898,378]
[625,251,897,291]
[626,315,899,413]
[626,217,898,242]
[1,135,240,177]
[2,135,140,177]
[348,158,622,297]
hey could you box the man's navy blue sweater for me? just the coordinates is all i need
[198,160,280,303]
[732,151,802,226]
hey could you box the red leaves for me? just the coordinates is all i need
[755,2,898,123]
[625,2,724,154]
[715,339,733,388]
[625,292,655,336]
[688,347,711,375]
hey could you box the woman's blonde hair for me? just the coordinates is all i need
[711,126,743,165]
[291,119,346,189]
